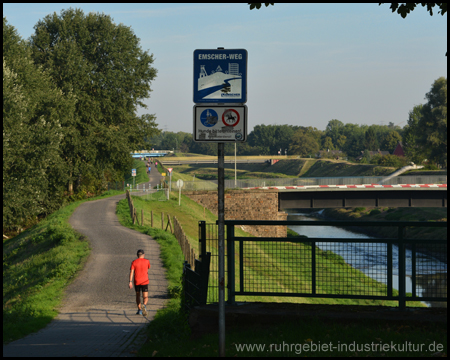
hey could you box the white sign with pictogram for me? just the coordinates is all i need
[193,49,247,104]
[193,105,247,142]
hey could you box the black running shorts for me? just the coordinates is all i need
[135,284,148,293]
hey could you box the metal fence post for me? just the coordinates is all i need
[218,141,225,357]
[199,221,206,260]
[227,224,235,305]
[311,241,316,295]
[387,240,393,299]
[398,225,406,310]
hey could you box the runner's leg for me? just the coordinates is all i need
[135,291,141,310]
[143,291,148,307]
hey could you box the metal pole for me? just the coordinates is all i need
[235,142,237,188]
[398,226,406,310]
[218,142,225,357]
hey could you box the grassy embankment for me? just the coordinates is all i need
[2,158,146,344]
[2,190,126,344]
[115,165,443,357]
[160,156,396,181]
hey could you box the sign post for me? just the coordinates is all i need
[193,47,247,358]
[167,168,173,193]
[132,168,136,188]
[217,142,225,358]
[177,179,184,206]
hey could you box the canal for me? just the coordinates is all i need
[286,210,447,307]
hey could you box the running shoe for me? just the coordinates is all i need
[142,304,148,317]
[136,310,142,315]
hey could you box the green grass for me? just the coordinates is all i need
[124,159,151,186]
[160,158,397,181]
[111,172,438,357]
[137,315,446,357]
[2,190,133,344]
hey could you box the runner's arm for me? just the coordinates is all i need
[129,269,134,289]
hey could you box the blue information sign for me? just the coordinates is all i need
[193,49,247,104]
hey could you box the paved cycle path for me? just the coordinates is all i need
[3,169,168,357]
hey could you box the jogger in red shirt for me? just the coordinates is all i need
[129,249,151,315]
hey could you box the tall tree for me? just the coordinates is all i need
[416,77,447,166]
[364,127,378,150]
[248,124,277,155]
[322,136,335,150]
[3,17,76,230]
[381,130,402,152]
[249,3,447,17]
[29,8,159,191]
[289,129,320,157]
[379,3,447,18]
[402,105,427,164]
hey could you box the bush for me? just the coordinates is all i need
[421,164,439,170]
[353,207,366,212]
[369,209,381,216]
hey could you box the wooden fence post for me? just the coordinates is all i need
[165,214,173,233]
[135,208,139,226]
[161,212,164,230]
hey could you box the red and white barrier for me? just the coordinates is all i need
[244,184,447,190]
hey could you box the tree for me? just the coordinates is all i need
[248,124,274,155]
[3,17,76,230]
[322,136,334,150]
[416,77,447,167]
[379,3,447,18]
[29,8,159,191]
[364,127,378,150]
[326,119,344,133]
[336,134,347,149]
[289,129,320,157]
[248,3,274,10]
[403,105,427,164]
[248,3,447,17]
[381,130,402,152]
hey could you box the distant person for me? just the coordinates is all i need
[129,249,151,316]
[148,166,151,174]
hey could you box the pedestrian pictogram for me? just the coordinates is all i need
[193,105,247,142]
[200,109,218,127]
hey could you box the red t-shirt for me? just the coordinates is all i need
[130,258,151,285]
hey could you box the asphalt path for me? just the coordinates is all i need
[3,167,167,357]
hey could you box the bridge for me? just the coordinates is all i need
[274,184,447,209]
[130,150,173,158]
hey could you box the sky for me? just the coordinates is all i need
[3,3,447,134]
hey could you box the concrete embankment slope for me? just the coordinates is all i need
[3,190,168,357]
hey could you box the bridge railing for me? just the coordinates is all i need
[199,220,447,309]
[175,175,447,191]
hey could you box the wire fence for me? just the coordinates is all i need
[199,220,447,308]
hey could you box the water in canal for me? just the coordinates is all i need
[286,210,447,307]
